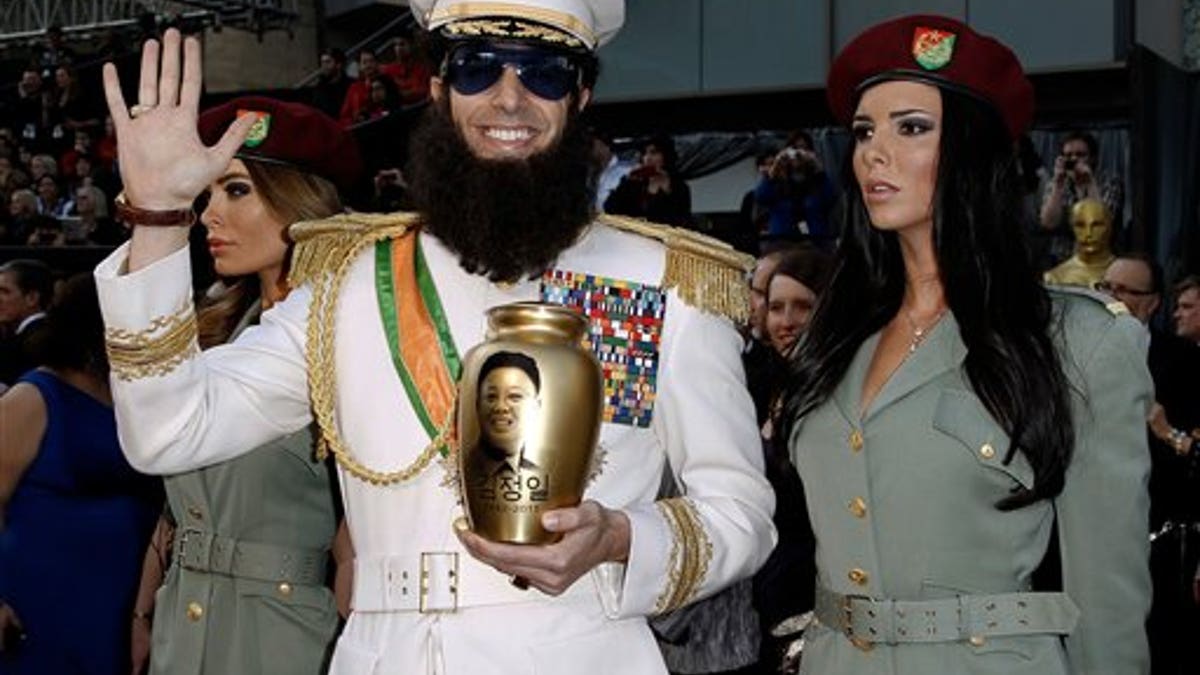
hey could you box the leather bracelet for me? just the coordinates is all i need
[114,192,196,228]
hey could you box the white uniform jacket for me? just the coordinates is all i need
[95,220,776,675]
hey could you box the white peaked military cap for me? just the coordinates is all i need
[408,0,625,52]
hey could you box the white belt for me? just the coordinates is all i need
[352,551,592,613]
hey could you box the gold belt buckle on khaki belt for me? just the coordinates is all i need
[816,585,1080,651]
[175,527,328,586]
[840,593,878,652]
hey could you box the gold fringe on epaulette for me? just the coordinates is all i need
[288,212,421,288]
[598,214,754,324]
[663,248,752,325]
[286,211,420,472]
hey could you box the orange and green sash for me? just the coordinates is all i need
[375,235,460,451]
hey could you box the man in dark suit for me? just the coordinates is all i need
[1100,255,1200,675]
[0,259,53,386]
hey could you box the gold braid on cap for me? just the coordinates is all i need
[597,214,754,324]
[442,18,584,49]
[430,2,596,47]
[105,305,199,381]
[653,497,713,614]
[290,212,455,485]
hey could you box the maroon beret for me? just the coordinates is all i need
[198,96,363,190]
[827,14,1034,140]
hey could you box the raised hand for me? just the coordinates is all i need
[101,29,255,211]
[1052,155,1068,185]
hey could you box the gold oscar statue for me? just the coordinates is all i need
[458,302,603,544]
[1044,198,1116,288]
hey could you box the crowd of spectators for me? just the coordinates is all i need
[0,26,438,251]
[323,35,432,128]
[0,27,126,249]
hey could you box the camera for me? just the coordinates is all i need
[1063,158,1077,172]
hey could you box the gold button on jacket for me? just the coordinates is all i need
[186,602,204,622]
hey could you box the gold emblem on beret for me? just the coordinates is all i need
[237,109,272,148]
[912,27,956,71]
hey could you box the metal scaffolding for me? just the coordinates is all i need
[0,1,301,47]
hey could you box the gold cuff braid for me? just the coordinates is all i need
[105,306,199,381]
[654,497,714,614]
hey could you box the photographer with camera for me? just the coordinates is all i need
[754,131,836,247]
[603,135,692,227]
[1039,130,1124,266]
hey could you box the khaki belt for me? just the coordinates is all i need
[175,527,328,586]
[815,585,1079,649]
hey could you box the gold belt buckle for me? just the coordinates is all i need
[842,594,875,652]
[419,552,459,614]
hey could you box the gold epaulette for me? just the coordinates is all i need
[1047,284,1131,318]
[287,211,419,472]
[597,214,754,324]
[288,211,421,289]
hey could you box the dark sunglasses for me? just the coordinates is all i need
[443,46,580,100]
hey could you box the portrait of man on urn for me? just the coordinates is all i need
[474,350,544,477]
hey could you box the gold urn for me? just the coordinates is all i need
[458,302,603,544]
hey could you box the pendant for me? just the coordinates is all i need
[908,327,926,353]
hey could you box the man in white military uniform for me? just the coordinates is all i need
[94,1,775,672]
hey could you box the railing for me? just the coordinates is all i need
[292,9,417,88]
[0,1,300,47]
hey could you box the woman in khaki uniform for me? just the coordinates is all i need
[783,15,1151,675]
[128,97,361,674]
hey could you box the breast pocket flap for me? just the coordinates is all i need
[932,390,1034,490]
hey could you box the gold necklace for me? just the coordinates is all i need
[903,308,946,354]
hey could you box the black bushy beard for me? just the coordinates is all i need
[407,101,595,282]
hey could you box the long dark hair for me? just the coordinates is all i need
[781,87,1074,510]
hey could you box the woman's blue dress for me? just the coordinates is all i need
[1,370,162,674]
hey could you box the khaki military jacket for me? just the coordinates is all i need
[790,290,1152,675]
[150,428,339,675]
